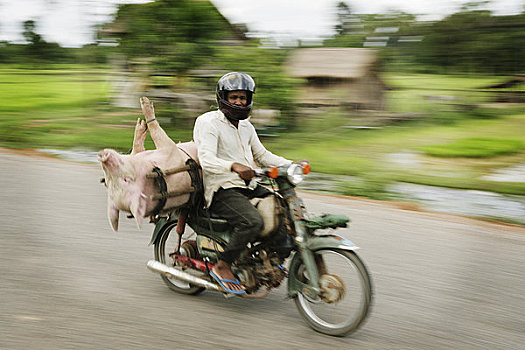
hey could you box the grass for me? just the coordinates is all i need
[264,73,525,197]
[420,137,524,157]
[0,67,109,112]
[1,65,524,200]
[0,65,194,151]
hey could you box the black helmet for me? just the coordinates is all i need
[216,72,255,121]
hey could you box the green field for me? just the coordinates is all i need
[1,65,524,199]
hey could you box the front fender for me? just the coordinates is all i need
[306,234,359,252]
[287,234,359,298]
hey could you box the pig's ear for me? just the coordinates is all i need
[130,193,147,230]
[108,200,119,231]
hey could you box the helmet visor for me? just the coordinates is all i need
[217,72,255,93]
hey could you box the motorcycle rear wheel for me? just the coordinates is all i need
[293,249,372,336]
[154,221,205,295]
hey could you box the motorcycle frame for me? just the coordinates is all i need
[149,176,360,299]
[275,180,360,300]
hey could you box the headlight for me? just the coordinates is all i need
[286,163,304,185]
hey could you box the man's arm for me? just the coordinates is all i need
[249,124,292,167]
[193,116,234,174]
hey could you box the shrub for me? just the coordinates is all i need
[419,137,524,158]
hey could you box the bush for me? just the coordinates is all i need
[419,137,524,158]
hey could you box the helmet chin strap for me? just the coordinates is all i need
[217,93,251,121]
[223,112,238,124]
[223,108,250,122]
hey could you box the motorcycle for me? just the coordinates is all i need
[146,161,372,336]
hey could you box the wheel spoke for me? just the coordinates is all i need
[153,222,205,295]
[295,249,372,336]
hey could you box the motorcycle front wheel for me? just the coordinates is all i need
[154,221,205,295]
[293,249,372,336]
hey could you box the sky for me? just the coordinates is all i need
[0,0,523,47]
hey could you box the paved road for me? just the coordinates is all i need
[1,150,525,350]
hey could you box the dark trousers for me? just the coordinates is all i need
[209,186,271,264]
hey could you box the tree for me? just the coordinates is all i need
[395,9,525,74]
[460,0,492,12]
[325,2,366,48]
[334,2,353,35]
[23,20,43,46]
[107,0,237,74]
[20,20,71,62]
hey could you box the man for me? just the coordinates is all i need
[193,72,291,294]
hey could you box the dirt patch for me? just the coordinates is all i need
[0,147,99,168]
[98,111,139,117]
[27,117,99,123]
[100,124,133,129]
[481,163,525,182]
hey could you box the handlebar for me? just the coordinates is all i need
[254,161,310,179]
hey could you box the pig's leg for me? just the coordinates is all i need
[107,198,120,231]
[130,192,147,229]
[131,118,147,155]
[177,141,199,163]
[140,97,176,150]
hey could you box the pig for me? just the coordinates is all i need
[98,97,198,231]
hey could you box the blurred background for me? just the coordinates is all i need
[0,0,524,224]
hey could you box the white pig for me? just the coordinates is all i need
[98,97,198,231]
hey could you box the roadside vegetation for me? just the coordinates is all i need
[1,0,524,205]
[265,73,525,198]
[1,65,524,200]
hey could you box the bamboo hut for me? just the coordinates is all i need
[286,48,388,110]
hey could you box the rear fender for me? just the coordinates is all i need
[149,217,170,246]
[287,234,359,298]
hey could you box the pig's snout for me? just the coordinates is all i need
[98,149,122,169]
[97,150,110,162]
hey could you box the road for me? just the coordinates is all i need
[1,149,525,350]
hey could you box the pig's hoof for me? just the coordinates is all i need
[140,97,154,117]
[140,96,152,108]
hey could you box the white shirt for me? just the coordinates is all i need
[193,110,291,207]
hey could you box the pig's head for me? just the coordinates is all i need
[98,149,147,231]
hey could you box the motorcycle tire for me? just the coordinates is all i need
[153,221,205,295]
[293,249,372,336]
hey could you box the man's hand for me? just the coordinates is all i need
[231,162,255,182]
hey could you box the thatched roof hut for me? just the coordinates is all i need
[286,48,387,110]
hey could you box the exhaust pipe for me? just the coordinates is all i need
[147,260,221,292]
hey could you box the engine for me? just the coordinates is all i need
[234,250,287,293]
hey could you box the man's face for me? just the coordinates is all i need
[226,90,248,106]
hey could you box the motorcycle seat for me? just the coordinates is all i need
[188,212,230,236]
[209,211,226,219]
